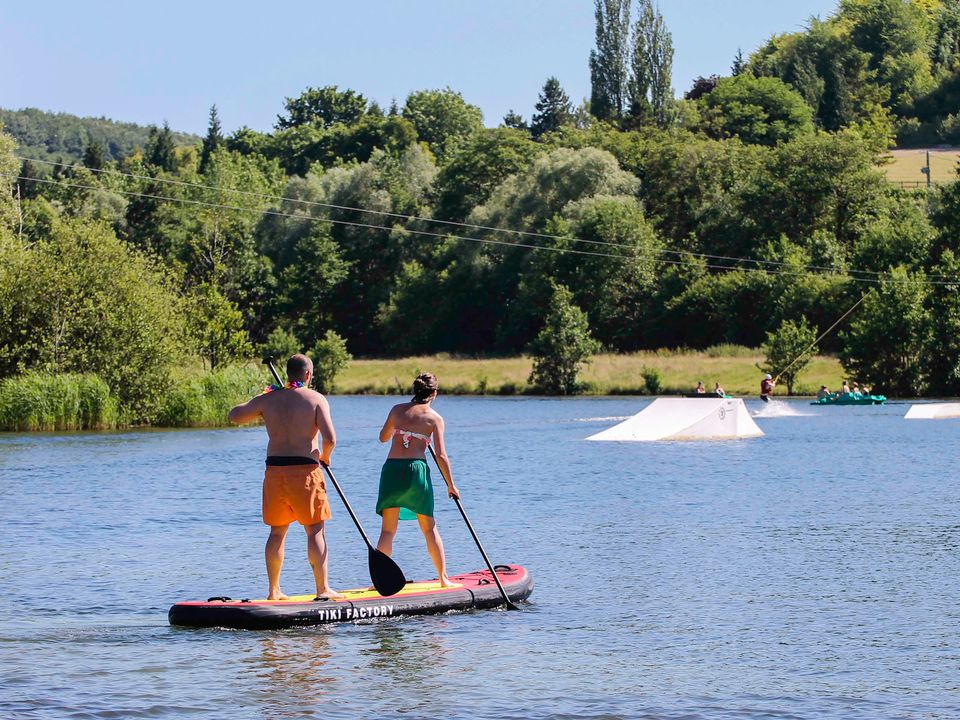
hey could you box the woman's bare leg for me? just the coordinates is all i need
[377,508,401,556]
[417,515,461,587]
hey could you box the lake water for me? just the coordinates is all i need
[2,397,959,719]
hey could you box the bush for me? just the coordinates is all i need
[0,372,118,431]
[641,368,663,395]
[310,330,352,394]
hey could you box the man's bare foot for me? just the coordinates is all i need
[267,590,289,601]
[314,589,344,601]
[439,576,462,588]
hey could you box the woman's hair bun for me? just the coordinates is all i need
[412,373,438,403]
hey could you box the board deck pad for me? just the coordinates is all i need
[169,564,532,630]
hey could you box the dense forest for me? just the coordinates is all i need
[0,108,199,165]
[2,0,960,426]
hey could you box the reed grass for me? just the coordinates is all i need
[0,372,119,431]
[156,365,266,427]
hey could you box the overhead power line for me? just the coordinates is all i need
[7,169,960,286]
[16,154,953,282]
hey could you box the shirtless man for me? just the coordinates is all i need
[228,354,341,601]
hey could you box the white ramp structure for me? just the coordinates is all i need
[587,398,763,441]
[905,403,960,419]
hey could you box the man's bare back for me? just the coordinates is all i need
[229,386,336,463]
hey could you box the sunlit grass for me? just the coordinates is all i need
[0,373,118,431]
[336,351,844,397]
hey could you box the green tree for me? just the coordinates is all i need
[589,0,631,121]
[700,74,816,145]
[276,86,367,129]
[402,88,483,161]
[186,282,253,369]
[531,77,573,138]
[760,316,819,395]
[433,127,542,222]
[502,110,529,131]
[199,104,224,174]
[0,216,187,420]
[628,0,674,128]
[82,141,106,170]
[840,268,930,396]
[922,249,960,394]
[310,330,352,394]
[275,225,350,347]
[261,327,301,362]
[527,283,601,394]
[145,122,177,172]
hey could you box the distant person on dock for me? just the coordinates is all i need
[227,353,341,601]
[760,374,776,401]
[817,385,831,400]
[695,381,706,394]
[376,373,461,588]
[715,382,725,397]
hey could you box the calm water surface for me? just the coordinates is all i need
[1,397,959,719]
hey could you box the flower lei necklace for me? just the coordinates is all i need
[262,381,305,394]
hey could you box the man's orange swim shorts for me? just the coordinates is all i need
[262,464,332,526]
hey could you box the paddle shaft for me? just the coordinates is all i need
[427,444,518,610]
[263,359,376,551]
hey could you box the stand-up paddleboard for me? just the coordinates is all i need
[169,565,532,630]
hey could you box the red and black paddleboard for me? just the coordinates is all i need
[169,564,532,630]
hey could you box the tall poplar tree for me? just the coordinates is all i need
[531,77,573,138]
[589,0,631,121]
[627,0,674,128]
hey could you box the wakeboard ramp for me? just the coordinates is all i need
[586,398,763,441]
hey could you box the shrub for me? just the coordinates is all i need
[641,368,663,395]
[310,330,352,394]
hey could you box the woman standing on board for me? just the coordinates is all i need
[376,373,461,587]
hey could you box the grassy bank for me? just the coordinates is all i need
[337,350,844,397]
[0,351,845,432]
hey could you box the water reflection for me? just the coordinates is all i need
[359,618,453,694]
[248,630,337,711]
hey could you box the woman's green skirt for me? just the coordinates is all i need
[376,458,433,520]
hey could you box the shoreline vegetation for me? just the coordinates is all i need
[0,350,843,432]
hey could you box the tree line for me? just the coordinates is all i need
[2,0,960,422]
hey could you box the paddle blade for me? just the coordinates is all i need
[368,548,406,597]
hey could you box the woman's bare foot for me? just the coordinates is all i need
[439,576,462,588]
[267,589,289,601]
[314,589,344,601]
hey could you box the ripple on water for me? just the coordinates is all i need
[2,397,960,718]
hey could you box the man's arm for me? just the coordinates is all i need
[315,395,336,465]
[228,395,263,425]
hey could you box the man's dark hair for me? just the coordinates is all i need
[287,353,313,382]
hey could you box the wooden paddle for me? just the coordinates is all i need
[426,444,519,611]
[264,358,406,597]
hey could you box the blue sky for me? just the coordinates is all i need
[1,1,838,135]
